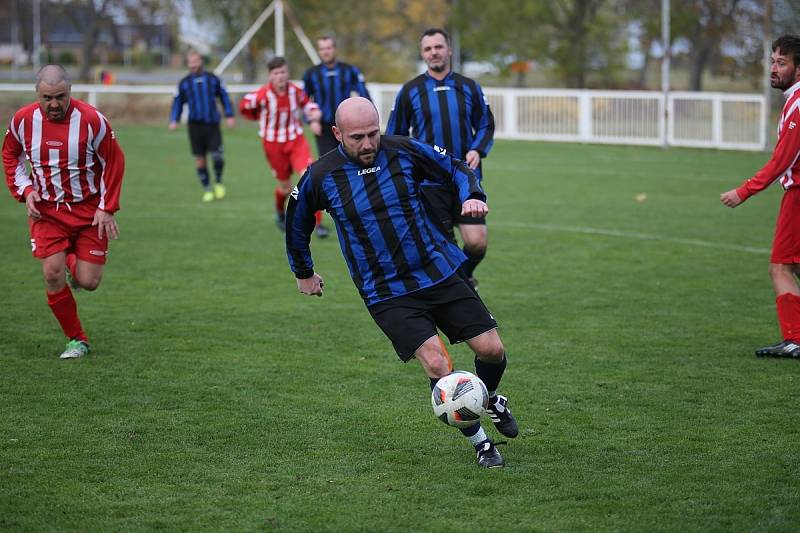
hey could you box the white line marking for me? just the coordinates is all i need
[493,221,770,255]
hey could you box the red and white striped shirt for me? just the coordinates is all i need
[239,82,319,143]
[737,80,800,200]
[3,98,125,213]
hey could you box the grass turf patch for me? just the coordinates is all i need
[1,124,798,530]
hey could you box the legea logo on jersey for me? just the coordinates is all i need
[358,166,380,175]
[433,145,447,155]
[433,86,451,92]
[46,140,63,147]
[90,250,107,257]
[290,186,299,200]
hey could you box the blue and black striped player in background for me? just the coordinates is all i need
[286,97,518,468]
[386,28,494,288]
[302,36,371,158]
[169,50,235,203]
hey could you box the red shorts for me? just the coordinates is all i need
[28,196,109,265]
[771,187,800,264]
[262,136,313,182]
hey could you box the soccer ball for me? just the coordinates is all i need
[431,371,489,428]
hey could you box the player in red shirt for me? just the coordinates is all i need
[240,56,329,237]
[721,35,800,359]
[3,65,125,359]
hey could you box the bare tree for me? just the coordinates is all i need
[55,0,115,81]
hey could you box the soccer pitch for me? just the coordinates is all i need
[1,124,798,530]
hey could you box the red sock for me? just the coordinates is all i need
[275,187,287,214]
[775,293,800,342]
[47,286,88,342]
[315,211,322,226]
[66,253,78,280]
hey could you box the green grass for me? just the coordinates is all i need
[2,124,799,531]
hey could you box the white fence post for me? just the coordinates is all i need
[503,90,518,138]
[667,93,675,146]
[579,91,592,142]
[759,94,769,151]
[659,92,667,147]
[372,89,383,125]
[712,96,723,146]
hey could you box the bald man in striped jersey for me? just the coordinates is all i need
[287,97,518,468]
[3,65,125,359]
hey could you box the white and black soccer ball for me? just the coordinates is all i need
[431,371,489,428]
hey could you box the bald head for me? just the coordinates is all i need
[333,97,380,167]
[36,65,71,122]
[36,65,70,91]
[335,97,379,131]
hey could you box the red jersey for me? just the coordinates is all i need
[737,80,800,201]
[3,98,125,213]
[239,82,319,143]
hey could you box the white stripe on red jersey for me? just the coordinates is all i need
[239,82,319,143]
[2,98,125,212]
[737,80,800,200]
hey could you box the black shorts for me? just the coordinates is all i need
[367,272,498,361]
[422,182,486,243]
[188,121,222,157]
[314,122,339,157]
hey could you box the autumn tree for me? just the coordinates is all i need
[190,0,448,83]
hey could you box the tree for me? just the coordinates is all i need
[190,0,448,83]
[452,0,548,87]
[620,0,662,89]
[773,0,800,36]
[48,0,176,81]
[454,0,629,88]
[55,0,116,81]
[540,0,629,88]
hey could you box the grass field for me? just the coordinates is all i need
[2,124,799,531]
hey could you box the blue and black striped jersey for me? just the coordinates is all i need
[286,135,485,306]
[302,62,371,124]
[385,71,494,177]
[169,71,234,124]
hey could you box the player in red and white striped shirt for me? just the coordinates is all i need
[239,56,329,236]
[721,35,800,359]
[3,65,125,359]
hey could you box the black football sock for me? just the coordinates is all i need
[196,167,210,188]
[212,152,224,182]
[461,247,485,278]
[474,353,507,396]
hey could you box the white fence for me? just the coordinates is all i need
[369,83,767,151]
[0,82,767,151]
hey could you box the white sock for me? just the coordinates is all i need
[467,426,488,447]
